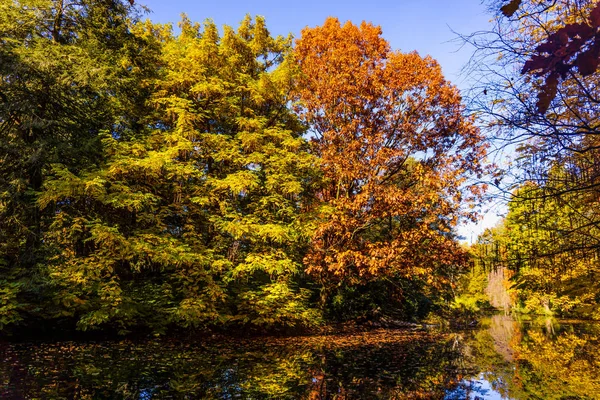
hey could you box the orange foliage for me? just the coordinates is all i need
[293,18,488,287]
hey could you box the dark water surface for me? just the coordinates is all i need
[1,316,599,399]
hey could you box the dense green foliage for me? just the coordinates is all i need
[38,15,324,332]
[0,1,485,334]
[472,175,600,319]
[0,0,155,330]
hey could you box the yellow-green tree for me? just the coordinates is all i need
[39,15,321,331]
[475,171,600,318]
[0,0,155,330]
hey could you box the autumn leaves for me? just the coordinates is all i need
[295,18,486,291]
[0,4,486,332]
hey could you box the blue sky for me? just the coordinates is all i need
[139,0,491,84]
[138,0,502,241]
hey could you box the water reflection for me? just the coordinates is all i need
[446,315,600,400]
[1,317,599,399]
[446,373,513,400]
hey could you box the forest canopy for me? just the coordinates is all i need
[0,0,487,334]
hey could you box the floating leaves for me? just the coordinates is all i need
[0,328,461,399]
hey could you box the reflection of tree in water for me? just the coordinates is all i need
[454,316,600,400]
[489,315,517,362]
[1,330,466,399]
[510,320,600,399]
[3,321,600,399]
[444,319,515,400]
[302,330,463,399]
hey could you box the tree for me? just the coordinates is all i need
[38,15,321,332]
[465,0,600,262]
[471,164,600,318]
[491,177,600,317]
[293,18,488,314]
[500,0,600,114]
[468,0,600,169]
[0,0,153,330]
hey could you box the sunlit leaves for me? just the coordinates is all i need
[1,5,494,332]
[293,18,487,294]
[475,170,600,318]
[508,1,600,113]
[36,14,321,331]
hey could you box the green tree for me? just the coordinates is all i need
[475,174,600,318]
[0,0,154,329]
[38,15,321,332]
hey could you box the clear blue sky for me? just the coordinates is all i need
[138,0,501,241]
[139,0,491,85]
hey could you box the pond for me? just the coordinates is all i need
[1,316,599,399]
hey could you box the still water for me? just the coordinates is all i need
[1,316,599,399]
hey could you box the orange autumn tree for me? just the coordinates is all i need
[293,18,488,312]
